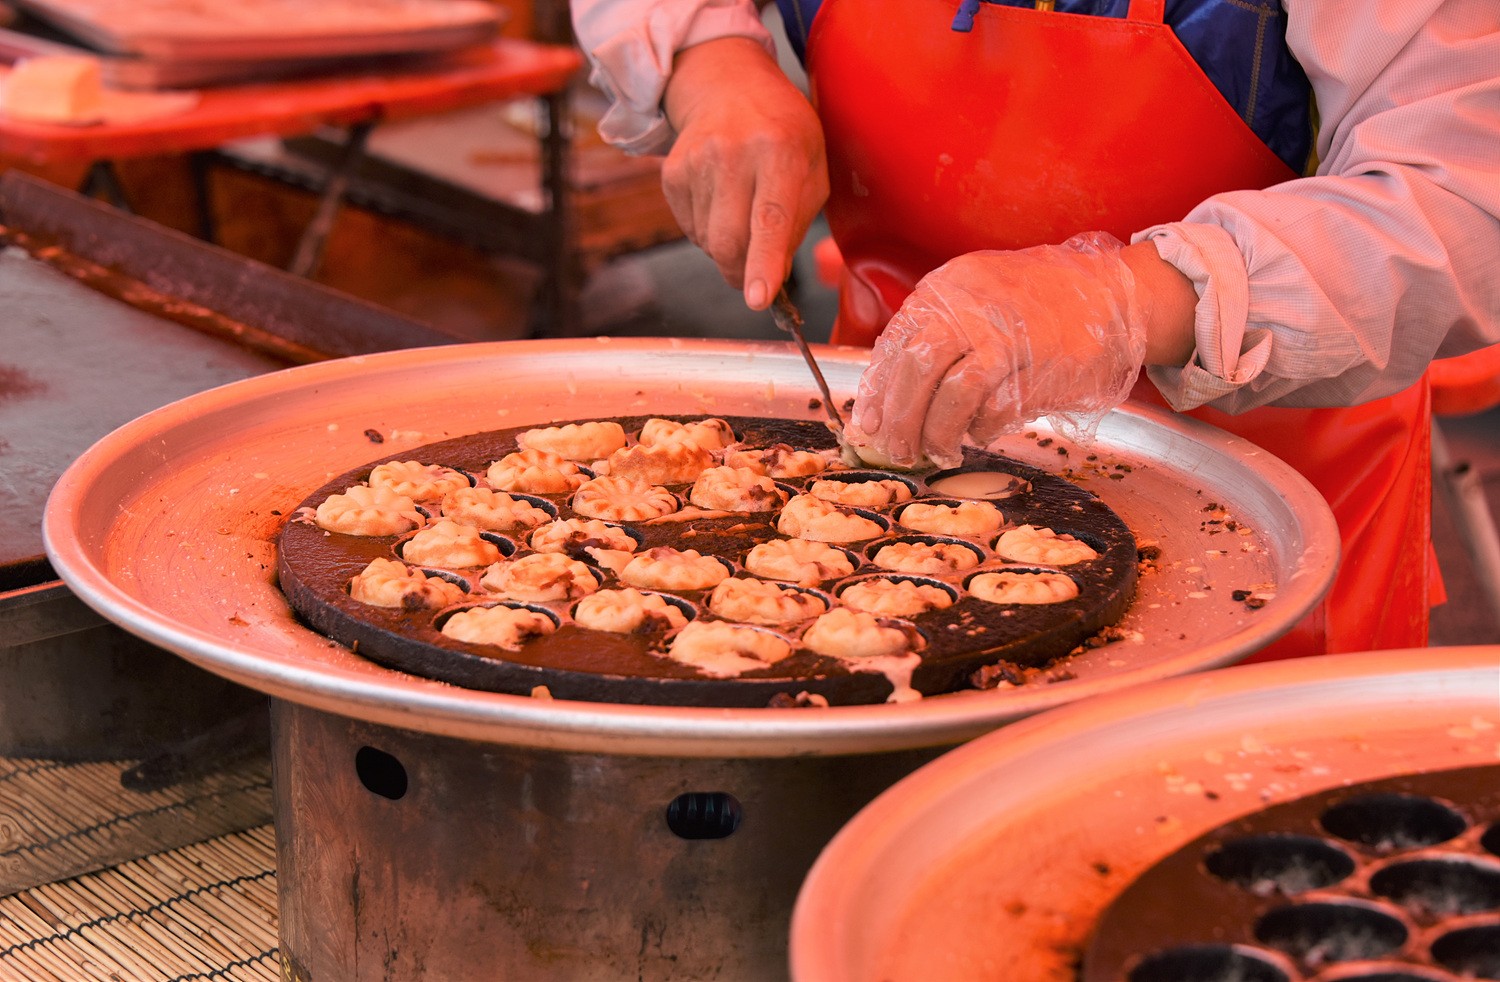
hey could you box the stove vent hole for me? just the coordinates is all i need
[1318,794,1467,852]
[355,746,409,800]
[1253,901,1407,965]
[1370,858,1500,917]
[666,793,742,840]
[1126,944,1290,982]
[1430,922,1500,979]
[1205,834,1356,896]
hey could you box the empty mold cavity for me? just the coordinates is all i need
[1204,834,1357,896]
[1429,922,1500,979]
[1127,944,1291,982]
[1253,902,1407,965]
[1370,858,1500,917]
[1319,794,1467,852]
[1316,970,1457,982]
[1481,822,1500,858]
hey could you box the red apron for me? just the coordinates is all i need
[807,0,1432,658]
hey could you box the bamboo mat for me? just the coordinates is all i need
[0,825,279,981]
[0,755,273,899]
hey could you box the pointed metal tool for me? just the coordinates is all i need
[770,287,846,431]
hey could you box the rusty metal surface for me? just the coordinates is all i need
[0,243,282,576]
[44,338,1340,756]
[789,646,1500,982]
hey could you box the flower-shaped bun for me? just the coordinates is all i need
[517,421,626,460]
[480,553,599,602]
[368,460,470,502]
[801,607,913,659]
[777,495,884,543]
[619,547,730,591]
[994,525,1098,565]
[440,605,555,649]
[573,589,688,634]
[969,570,1080,604]
[401,519,503,568]
[708,577,827,625]
[486,448,587,494]
[665,621,792,678]
[314,484,424,536]
[349,558,466,610]
[440,487,551,532]
[743,538,854,586]
[689,467,786,512]
[572,476,678,521]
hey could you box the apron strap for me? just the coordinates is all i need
[1125,0,1165,23]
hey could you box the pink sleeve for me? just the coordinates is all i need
[1138,0,1500,413]
[572,0,776,155]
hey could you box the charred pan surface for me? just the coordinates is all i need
[275,416,1137,707]
[1084,764,1500,982]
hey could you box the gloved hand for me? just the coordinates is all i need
[845,232,1151,469]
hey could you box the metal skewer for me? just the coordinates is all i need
[770,287,846,431]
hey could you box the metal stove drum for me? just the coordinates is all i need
[791,646,1500,982]
[45,339,1339,980]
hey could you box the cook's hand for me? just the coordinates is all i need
[847,232,1194,469]
[663,37,828,310]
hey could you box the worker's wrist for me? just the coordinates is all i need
[1121,240,1197,367]
[665,37,787,131]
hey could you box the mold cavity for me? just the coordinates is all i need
[1126,944,1290,982]
[355,746,408,800]
[1430,922,1500,978]
[865,535,986,574]
[1205,834,1357,896]
[926,469,1030,500]
[1317,970,1454,982]
[420,568,472,591]
[1369,858,1500,916]
[806,470,919,506]
[1319,793,1467,852]
[479,531,519,556]
[510,493,560,520]
[1253,902,1407,965]
[666,792,742,840]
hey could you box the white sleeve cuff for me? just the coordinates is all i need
[584,1,776,156]
[1134,221,1275,411]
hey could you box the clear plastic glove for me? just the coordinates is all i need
[846,232,1150,469]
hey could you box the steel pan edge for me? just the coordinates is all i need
[43,338,1336,757]
[789,645,1500,982]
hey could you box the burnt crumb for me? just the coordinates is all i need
[842,397,855,412]
[1078,625,1134,650]
[970,660,1029,689]
[767,690,831,709]
[1137,543,1162,563]
[227,613,248,627]
[808,397,822,410]
[1024,430,1038,440]
[1232,588,1268,610]
[1113,463,1133,473]
[1037,437,1053,447]
[1107,473,1125,480]
[1204,789,1221,800]
[1092,861,1111,877]
[364,428,385,443]
[1004,900,1028,917]
[1203,502,1220,511]
[1047,670,1077,682]
[271,509,282,516]
[1056,446,1068,456]
[1086,454,1098,462]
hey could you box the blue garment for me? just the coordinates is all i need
[772,0,1313,173]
